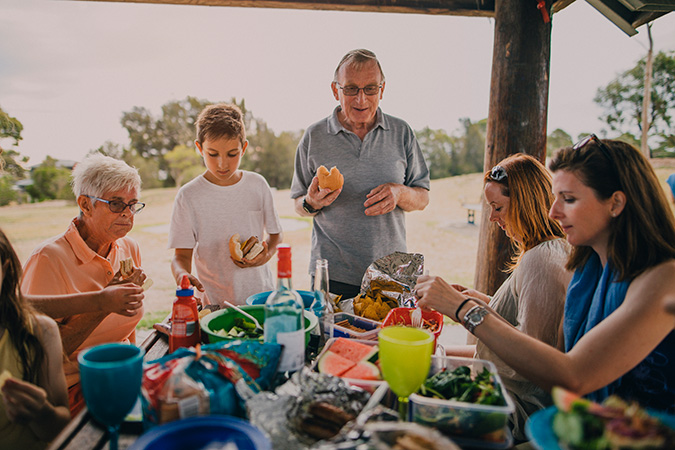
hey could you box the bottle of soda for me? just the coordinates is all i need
[311,258,333,351]
[264,244,305,374]
[169,275,201,353]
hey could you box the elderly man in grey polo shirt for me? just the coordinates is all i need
[290,49,430,299]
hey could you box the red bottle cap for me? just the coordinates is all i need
[277,244,292,278]
[180,275,191,290]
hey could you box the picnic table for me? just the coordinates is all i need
[47,325,532,450]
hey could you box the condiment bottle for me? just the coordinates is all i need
[264,244,305,374]
[169,275,201,353]
[311,258,333,351]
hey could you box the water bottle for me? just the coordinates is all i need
[264,244,305,374]
[169,275,201,353]
[311,259,333,350]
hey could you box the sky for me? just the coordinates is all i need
[1,0,674,165]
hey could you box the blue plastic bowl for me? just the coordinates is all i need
[128,416,271,450]
[245,290,314,309]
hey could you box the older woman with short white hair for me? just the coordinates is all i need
[22,154,147,416]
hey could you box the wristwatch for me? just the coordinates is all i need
[462,305,490,334]
[302,197,322,214]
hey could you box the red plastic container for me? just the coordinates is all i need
[382,307,443,348]
[169,275,201,353]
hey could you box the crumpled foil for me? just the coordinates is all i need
[246,368,370,450]
[360,252,424,308]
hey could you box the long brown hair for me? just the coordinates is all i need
[0,228,43,383]
[484,153,565,271]
[549,139,675,280]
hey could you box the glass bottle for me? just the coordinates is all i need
[264,244,305,374]
[311,259,334,350]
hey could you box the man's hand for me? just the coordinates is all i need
[364,183,402,216]
[305,176,341,212]
[98,283,144,316]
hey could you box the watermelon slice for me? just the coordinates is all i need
[329,338,378,363]
[342,361,382,381]
[317,350,356,377]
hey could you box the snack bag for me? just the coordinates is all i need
[141,340,281,427]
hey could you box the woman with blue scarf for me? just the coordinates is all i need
[416,137,675,413]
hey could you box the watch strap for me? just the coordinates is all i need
[303,197,321,214]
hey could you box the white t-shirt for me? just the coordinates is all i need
[168,171,283,306]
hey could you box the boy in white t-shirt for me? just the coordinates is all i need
[168,103,283,306]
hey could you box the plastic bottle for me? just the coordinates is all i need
[264,244,305,374]
[311,258,333,351]
[169,275,201,353]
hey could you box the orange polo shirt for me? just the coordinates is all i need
[21,218,144,388]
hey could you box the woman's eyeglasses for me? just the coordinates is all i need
[489,165,507,181]
[336,83,382,96]
[85,195,146,215]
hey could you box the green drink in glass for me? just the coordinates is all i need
[378,326,434,420]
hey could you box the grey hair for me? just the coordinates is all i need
[333,49,385,83]
[71,153,141,198]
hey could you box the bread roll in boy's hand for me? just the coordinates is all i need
[317,165,344,191]
[229,234,264,262]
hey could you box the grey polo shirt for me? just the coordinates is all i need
[290,107,430,287]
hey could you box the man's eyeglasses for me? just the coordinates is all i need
[85,195,146,215]
[489,165,507,182]
[336,84,382,96]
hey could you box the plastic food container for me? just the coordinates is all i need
[245,290,315,309]
[408,355,515,445]
[382,307,444,347]
[312,338,386,394]
[331,312,381,340]
[200,305,318,346]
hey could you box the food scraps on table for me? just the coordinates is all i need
[418,365,506,406]
[354,289,398,322]
[551,387,675,450]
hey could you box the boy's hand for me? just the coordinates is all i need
[232,241,270,268]
[175,272,204,292]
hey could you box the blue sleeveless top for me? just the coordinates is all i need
[564,253,675,412]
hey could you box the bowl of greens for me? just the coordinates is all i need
[409,356,515,444]
[200,305,318,346]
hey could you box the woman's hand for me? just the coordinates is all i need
[99,283,144,316]
[415,275,468,318]
[1,377,49,425]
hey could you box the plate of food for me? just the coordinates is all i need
[526,387,675,450]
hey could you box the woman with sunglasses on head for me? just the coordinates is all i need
[441,153,571,440]
[21,154,147,416]
[417,137,675,415]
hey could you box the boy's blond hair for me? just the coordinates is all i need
[195,103,246,146]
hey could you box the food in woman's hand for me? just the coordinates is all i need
[317,165,344,191]
[299,401,355,439]
[229,234,264,261]
[551,387,675,449]
[120,257,134,278]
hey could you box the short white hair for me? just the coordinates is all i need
[71,154,141,198]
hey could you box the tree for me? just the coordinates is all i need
[416,127,456,180]
[457,118,486,174]
[0,106,23,149]
[25,156,74,202]
[166,145,204,187]
[546,129,573,157]
[243,120,300,189]
[594,51,675,153]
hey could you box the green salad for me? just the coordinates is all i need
[214,318,263,340]
[418,365,506,406]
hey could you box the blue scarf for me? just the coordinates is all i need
[563,252,630,403]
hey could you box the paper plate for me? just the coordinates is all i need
[128,416,271,450]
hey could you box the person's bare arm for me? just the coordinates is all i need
[364,184,429,216]
[171,248,204,291]
[294,176,342,217]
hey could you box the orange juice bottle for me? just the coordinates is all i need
[169,275,201,352]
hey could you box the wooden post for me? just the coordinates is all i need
[474,0,552,295]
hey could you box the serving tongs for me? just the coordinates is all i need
[221,298,264,333]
